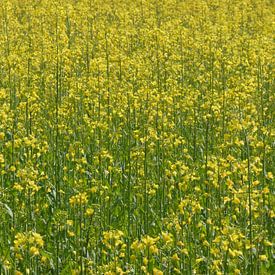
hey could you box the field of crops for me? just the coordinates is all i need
[0,0,274,274]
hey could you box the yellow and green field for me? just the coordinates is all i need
[0,0,274,274]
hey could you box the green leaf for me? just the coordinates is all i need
[1,203,13,219]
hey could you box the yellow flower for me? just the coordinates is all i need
[141,266,147,272]
[143,257,148,266]
[263,240,273,247]
[228,249,236,257]
[149,245,159,254]
[172,253,180,262]
[30,246,39,256]
[224,197,231,203]
[142,235,159,247]
[181,248,189,255]
[196,258,204,264]
[162,232,173,244]
[131,240,141,251]
[0,132,4,141]
[0,154,4,163]
[66,220,73,226]
[41,256,47,263]
[173,268,181,274]
[10,166,16,172]
[32,232,44,247]
[262,187,269,194]
[153,268,163,275]
[13,183,24,191]
[85,208,94,216]
[232,196,240,204]
[259,255,268,261]
[203,240,210,247]
[14,233,27,250]
[69,192,88,206]
[68,231,75,237]
[90,187,97,193]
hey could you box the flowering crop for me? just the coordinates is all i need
[0,0,274,274]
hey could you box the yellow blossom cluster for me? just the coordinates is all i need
[0,0,273,274]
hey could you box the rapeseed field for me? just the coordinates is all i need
[0,0,274,274]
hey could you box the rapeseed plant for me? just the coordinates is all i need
[0,0,274,274]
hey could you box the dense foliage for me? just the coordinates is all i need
[0,0,274,274]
